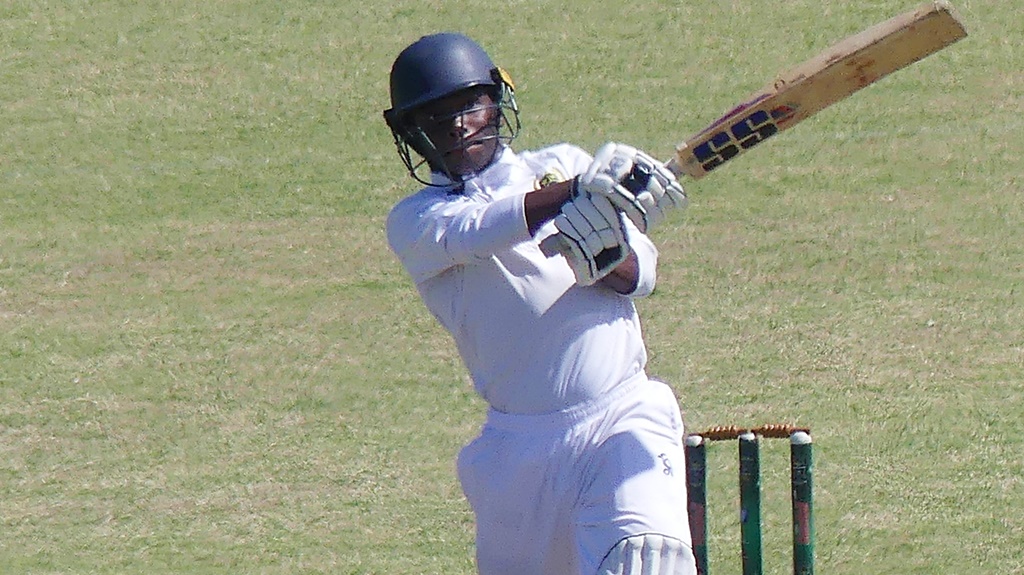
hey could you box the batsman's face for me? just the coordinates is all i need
[411,87,500,177]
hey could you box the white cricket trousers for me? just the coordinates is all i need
[457,374,694,575]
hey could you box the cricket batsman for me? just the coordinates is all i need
[383,32,695,575]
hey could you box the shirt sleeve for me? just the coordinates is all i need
[386,190,530,284]
[623,218,658,298]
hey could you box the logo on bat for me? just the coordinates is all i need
[692,104,797,172]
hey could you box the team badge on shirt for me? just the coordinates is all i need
[536,168,568,189]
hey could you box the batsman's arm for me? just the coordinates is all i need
[526,181,649,295]
[598,251,640,295]
[607,220,657,297]
[524,179,575,235]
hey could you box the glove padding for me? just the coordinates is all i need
[576,142,687,233]
[540,192,629,286]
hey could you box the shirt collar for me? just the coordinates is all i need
[429,146,522,195]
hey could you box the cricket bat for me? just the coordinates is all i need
[665,0,967,180]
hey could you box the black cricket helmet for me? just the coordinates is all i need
[384,32,520,185]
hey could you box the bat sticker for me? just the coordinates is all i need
[691,105,797,171]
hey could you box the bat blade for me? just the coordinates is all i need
[666,0,967,180]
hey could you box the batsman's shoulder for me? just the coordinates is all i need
[387,183,471,236]
[388,184,452,219]
[386,189,423,229]
[519,143,593,180]
[387,187,440,242]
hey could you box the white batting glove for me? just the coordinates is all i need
[576,142,687,233]
[540,192,629,286]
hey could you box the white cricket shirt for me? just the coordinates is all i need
[387,145,658,415]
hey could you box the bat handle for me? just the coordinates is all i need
[662,155,686,178]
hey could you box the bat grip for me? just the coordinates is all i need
[663,156,683,177]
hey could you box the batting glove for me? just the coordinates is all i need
[540,192,630,286]
[577,142,687,234]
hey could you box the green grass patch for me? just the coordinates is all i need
[1,0,1021,573]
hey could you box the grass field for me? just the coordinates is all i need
[1,0,1021,573]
